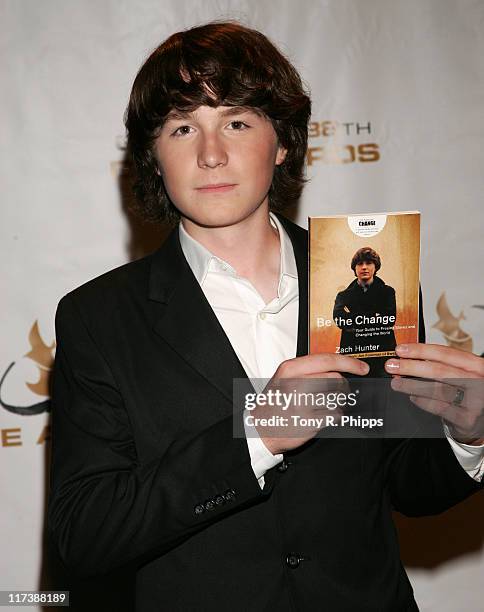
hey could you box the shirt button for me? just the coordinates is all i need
[259,312,266,320]
[286,553,302,569]
[277,460,290,473]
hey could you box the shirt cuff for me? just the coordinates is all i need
[444,423,484,482]
[244,410,283,488]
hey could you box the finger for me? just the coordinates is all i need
[280,354,369,377]
[409,395,483,437]
[408,395,459,422]
[302,372,350,393]
[395,343,484,377]
[302,372,343,379]
[385,357,477,380]
[276,372,350,394]
[391,377,473,407]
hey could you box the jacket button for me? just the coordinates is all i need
[223,489,236,502]
[286,553,302,569]
[277,460,290,473]
[204,500,215,511]
[194,504,205,515]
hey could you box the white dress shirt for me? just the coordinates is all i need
[179,214,484,486]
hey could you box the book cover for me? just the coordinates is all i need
[309,211,420,364]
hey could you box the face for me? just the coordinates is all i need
[154,105,287,229]
[355,261,376,283]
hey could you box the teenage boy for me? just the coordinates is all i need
[49,21,484,611]
[333,247,397,370]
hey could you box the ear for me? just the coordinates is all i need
[275,145,288,166]
[154,158,163,176]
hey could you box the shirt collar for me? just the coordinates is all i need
[274,213,298,280]
[357,278,374,290]
[178,221,219,285]
[179,213,298,287]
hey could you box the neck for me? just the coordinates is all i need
[181,204,281,303]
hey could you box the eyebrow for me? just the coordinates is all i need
[220,106,262,118]
[164,106,262,122]
[164,110,192,121]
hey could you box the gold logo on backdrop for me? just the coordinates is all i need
[0,320,55,416]
[307,120,380,166]
[432,293,473,353]
[24,321,55,396]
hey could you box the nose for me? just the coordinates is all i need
[197,132,228,169]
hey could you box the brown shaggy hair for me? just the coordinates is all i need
[124,21,311,224]
[351,247,382,275]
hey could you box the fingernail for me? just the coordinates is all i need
[361,362,370,374]
[391,377,402,389]
[396,344,408,354]
[385,359,400,371]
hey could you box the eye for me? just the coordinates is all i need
[171,125,194,137]
[228,120,249,130]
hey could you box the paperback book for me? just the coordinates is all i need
[309,211,420,361]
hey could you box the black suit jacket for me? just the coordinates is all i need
[333,275,397,353]
[49,215,482,611]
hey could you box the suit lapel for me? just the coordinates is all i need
[276,214,309,357]
[148,215,309,403]
[148,229,247,404]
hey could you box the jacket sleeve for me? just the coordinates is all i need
[380,285,396,319]
[48,294,267,576]
[383,287,482,515]
[333,291,353,329]
[383,437,483,516]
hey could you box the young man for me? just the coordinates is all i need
[49,21,484,611]
[333,247,397,373]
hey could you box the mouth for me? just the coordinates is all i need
[195,183,237,193]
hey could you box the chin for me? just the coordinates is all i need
[185,213,242,229]
[187,205,266,229]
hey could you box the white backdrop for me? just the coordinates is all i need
[1,1,483,610]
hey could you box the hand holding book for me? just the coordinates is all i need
[387,343,484,445]
[253,353,369,455]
